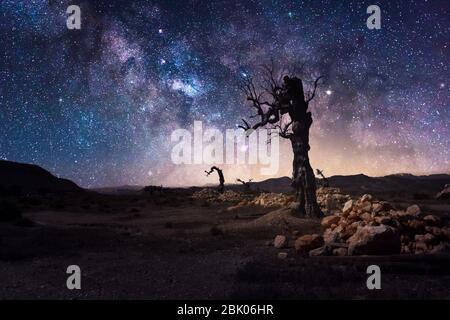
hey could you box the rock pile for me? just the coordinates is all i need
[316,187,351,215]
[192,189,245,203]
[245,193,295,208]
[272,194,450,256]
[225,193,295,211]
[286,194,450,256]
[195,187,351,212]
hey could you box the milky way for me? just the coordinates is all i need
[1,0,449,188]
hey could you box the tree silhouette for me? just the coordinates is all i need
[316,169,330,188]
[205,166,225,193]
[239,62,324,218]
[237,178,252,190]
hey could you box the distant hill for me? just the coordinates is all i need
[0,160,83,195]
[92,185,143,195]
[244,173,450,196]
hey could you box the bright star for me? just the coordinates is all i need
[326,90,332,95]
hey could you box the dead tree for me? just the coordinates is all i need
[239,62,324,218]
[316,169,330,188]
[205,166,225,193]
[237,178,253,190]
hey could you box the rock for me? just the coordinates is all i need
[295,234,324,253]
[309,246,329,256]
[405,205,421,217]
[333,247,348,256]
[273,235,287,248]
[361,212,372,222]
[347,225,401,255]
[430,242,450,254]
[423,215,441,226]
[375,216,392,225]
[415,233,437,245]
[371,203,382,214]
[278,252,288,259]
[348,211,359,220]
[441,227,450,240]
[316,187,351,214]
[401,244,412,254]
[360,202,372,213]
[341,225,357,240]
[360,194,373,202]
[251,193,295,208]
[407,219,426,233]
[321,215,340,228]
[425,226,441,237]
[372,201,393,214]
[414,241,428,254]
[323,228,341,244]
[342,200,353,215]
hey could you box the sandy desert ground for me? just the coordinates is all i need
[1,187,450,300]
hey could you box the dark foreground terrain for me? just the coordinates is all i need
[1,186,450,299]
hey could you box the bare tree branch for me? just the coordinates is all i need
[306,76,324,103]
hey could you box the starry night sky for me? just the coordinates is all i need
[1,0,449,188]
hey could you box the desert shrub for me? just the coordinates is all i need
[0,200,22,222]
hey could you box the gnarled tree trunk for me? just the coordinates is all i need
[290,125,322,218]
[239,64,324,218]
[289,84,323,218]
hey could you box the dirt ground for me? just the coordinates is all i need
[1,190,450,299]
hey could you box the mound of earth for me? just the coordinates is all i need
[223,207,321,236]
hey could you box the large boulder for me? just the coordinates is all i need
[347,225,401,255]
[295,234,324,253]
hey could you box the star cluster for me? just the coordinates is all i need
[0,0,449,187]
